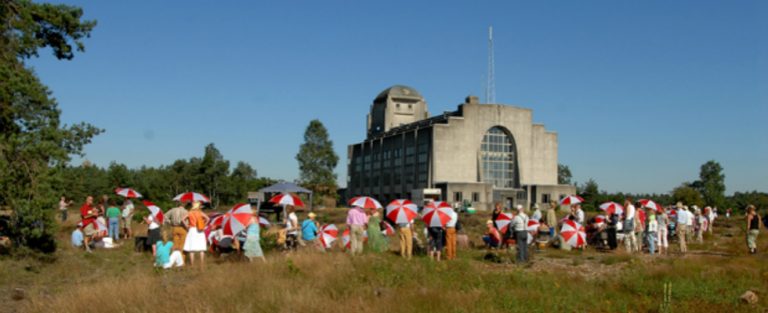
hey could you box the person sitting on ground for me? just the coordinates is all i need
[71,223,84,248]
[155,230,184,269]
[482,220,501,249]
[301,212,319,248]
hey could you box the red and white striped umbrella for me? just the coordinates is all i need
[142,200,165,224]
[259,216,270,228]
[204,212,225,242]
[114,187,142,199]
[668,209,678,219]
[527,219,540,232]
[594,215,606,226]
[421,201,454,227]
[349,196,383,210]
[173,192,210,203]
[269,193,305,208]
[385,199,419,224]
[599,202,624,216]
[494,212,514,234]
[222,203,253,236]
[639,199,662,212]
[382,222,396,236]
[341,228,368,250]
[561,220,586,248]
[560,195,584,206]
[318,224,339,249]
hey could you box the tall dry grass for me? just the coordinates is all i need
[3,211,767,313]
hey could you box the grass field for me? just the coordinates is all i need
[1,208,767,313]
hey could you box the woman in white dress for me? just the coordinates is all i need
[183,201,209,269]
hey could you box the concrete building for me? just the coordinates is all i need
[347,85,575,210]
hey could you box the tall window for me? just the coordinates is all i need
[480,126,519,189]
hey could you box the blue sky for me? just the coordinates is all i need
[28,1,767,194]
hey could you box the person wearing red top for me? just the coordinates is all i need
[79,196,97,252]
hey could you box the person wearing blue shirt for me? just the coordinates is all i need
[155,231,184,269]
[301,213,319,247]
[71,226,84,247]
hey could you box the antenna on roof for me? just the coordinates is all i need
[485,25,496,104]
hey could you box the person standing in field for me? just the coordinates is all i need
[427,222,444,261]
[367,209,387,253]
[80,196,97,252]
[445,207,458,260]
[623,198,638,253]
[573,204,585,225]
[546,200,558,239]
[646,210,658,256]
[746,205,760,254]
[676,203,689,254]
[397,219,413,259]
[656,208,669,255]
[105,199,121,242]
[511,204,529,263]
[243,210,266,262]
[59,196,73,222]
[285,206,300,250]
[491,202,503,230]
[121,199,134,239]
[144,206,162,257]
[164,201,189,258]
[346,206,368,256]
[183,201,209,269]
[606,213,618,250]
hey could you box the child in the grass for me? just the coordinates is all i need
[155,230,184,269]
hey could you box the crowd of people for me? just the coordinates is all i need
[66,193,763,270]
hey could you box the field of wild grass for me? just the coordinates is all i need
[2,208,767,313]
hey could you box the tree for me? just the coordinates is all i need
[296,120,338,206]
[1,0,100,253]
[693,160,726,208]
[578,178,599,210]
[558,163,573,185]
[672,184,704,208]
[198,143,229,207]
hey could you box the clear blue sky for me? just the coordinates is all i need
[28,1,767,194]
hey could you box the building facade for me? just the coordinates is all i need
[347,85,575,210]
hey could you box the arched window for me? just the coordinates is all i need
[480,126,519,188]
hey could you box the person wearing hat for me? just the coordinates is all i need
[482,220,501,249]
[546,200,559,239]
[511,204,530,263]
[531,204,542,222]
[301,212,320,249]
[675,202,689,253]
[183,201,210,269]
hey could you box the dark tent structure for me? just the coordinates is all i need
[257,182,313,213]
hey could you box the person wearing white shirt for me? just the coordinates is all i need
[531,204,542,222]
[574,204,585,225]
[675,202,689,253]
[445,209,459,260]
[686,206,696,243]
[646,211,658,256]
[623,199,638,253]
[511,205,529,263]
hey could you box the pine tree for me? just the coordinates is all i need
[296,120,338,205]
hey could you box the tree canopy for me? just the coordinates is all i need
[296,119,338,206]
[1,0,101,253]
